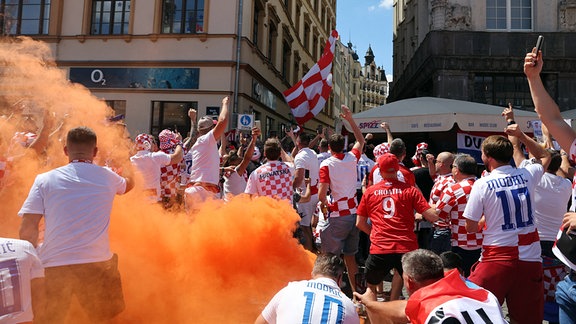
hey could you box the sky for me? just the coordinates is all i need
[336,0,394,81]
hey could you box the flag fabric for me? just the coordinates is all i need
[283,30,338,125]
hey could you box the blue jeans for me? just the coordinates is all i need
[556,271,576,324]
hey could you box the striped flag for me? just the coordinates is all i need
[283,30,338,125]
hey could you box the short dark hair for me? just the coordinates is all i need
[439,251,463,273]
[453,153,477,176]
[298,133,311,147]
[264,138,281,160]
[66,126,97,147]
[328,134,345,153]
[319,139,328,150]
[481,135,513,164]
[547,149,562,173]
[312,253,346,280]
[390,138,406,158]
[401,249,444,283]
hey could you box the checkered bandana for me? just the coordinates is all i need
[159,129,179,151]
[135,134,153,151]
[373,143,390,160]
[411,142,429,166]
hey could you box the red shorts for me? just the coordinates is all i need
[468,259,543,324]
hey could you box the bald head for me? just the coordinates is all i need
[435,152,454,175]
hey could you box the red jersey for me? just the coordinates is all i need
[357,179,431,254]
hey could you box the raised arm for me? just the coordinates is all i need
[236,127,260,175]
[213,96,230,140]
[381,122,393,143]
[525,50,576,153]
[505,123,551,170]
[342,105,365,151]
[183,108,198,150]
[502,105,527,167]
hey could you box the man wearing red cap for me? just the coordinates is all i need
[356,153,439,301]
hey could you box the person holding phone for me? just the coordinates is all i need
[524,39,576,324]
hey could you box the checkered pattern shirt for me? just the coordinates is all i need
[429,173,455,205]
[245,160,294,202]
[542,255,569,303]
[160,146,182,198]
[437,177,483,249]
[328,196,358,217]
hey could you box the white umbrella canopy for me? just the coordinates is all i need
[347,97,539,133]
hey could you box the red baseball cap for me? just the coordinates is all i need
[378,153,400,174]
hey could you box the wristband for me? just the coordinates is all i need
[507,120,516,125]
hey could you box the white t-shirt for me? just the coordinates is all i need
[317,151,331,165]
[130,150,171,197]
[223,170,247,200]
[518,160,572,242]
[261,277,359,324]
[0,238,44,323]
[18,162,127,267]
[189,129,220,185]
[463,164,544,262]
[294,147,320,192]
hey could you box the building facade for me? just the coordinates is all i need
[390,0,576,112]
[1,0,337,137]
[360,45,388,111]
[333,39,362,115]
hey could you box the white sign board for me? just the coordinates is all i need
[238,114,254,131]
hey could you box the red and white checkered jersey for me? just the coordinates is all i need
[542,256,568,303]
[436,177,483,249]
[463,164,544,262]
[429,173,455,205]
[245,160,294,202]
[319,149,361,216]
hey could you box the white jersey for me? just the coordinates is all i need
[18,162,128,267]
[0,238,44,323]
[179,150,194,186]
[519,159,572,242]
[463,164,544,262]
[189,129,220,185]
[223,169,247,200]
[356,154,375,190]
[317,152,331,165]
[261,277,359,324]
[294,147,320,192]
[130,150,171,196]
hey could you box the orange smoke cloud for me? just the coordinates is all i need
[0,37,314,323]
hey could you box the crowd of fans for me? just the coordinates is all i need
[2,49,576,324]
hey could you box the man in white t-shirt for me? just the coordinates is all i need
[18,126,135,322]
[0,237,45,323]
[318,105,365,294]
[293,133,321,252]
[130,133,183,202]
[184,96,229,210]
[255,253,360,324]
[463,124,550,324]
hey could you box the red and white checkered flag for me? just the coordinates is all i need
[283,30,338,125]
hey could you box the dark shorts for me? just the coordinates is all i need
[44,253,125,322]
[364,253,404,285]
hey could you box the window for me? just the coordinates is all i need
[253,1,265,49]
[151,101,196,136]
[105,100,127,117]
[293,54,300,83]
[0,0,50,35]
[91,1,130,35]
[312,34,318,58]
[162,0,205,34]
[282,40,291,81]
[268,21,278,64]
[303,22,310,51]
[486,0,532,30]
[473,74,535,109]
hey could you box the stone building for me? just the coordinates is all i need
[360,45,388,112]
[1,0,337,137]
[390,0,576,112]
[333,39,362,115]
